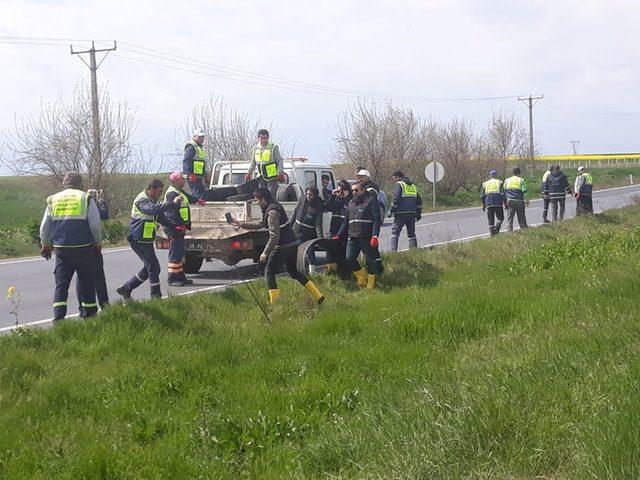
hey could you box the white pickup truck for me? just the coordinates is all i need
[156,158,336,272]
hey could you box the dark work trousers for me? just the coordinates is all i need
[258,176,279,197]
[576,196,593,215]
[542,197,550,221]
[168,232,185,264]
[346,237,378,274]
[187,178,206,199]
[53,246,98,320]
[122,236,161,296]
[264,243,308,290]
[76,251,108,316]
[550,198,566,222]
[486,206,504,236]
[390,214,417,251]
[506,201,528,231]
[326,237,347,266]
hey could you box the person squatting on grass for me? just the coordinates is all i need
[116,179,181,300]
[39,172,102,321]
[233,188,325,305]
[335,181,381,289]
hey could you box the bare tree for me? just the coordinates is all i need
[483,110,529,177]
[427,118,484,195]
[333,100,432,182]
[5,82,138,189]
[175,95,266,174]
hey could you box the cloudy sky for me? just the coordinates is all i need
[1,0,639,174]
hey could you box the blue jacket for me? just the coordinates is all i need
[164,187,199,229]
[129,191,178,242]
[390,179,422,216]
[481,178,506,207]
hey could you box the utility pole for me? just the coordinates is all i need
[518,94,544,167]
[570,140,580,155]
[71,40,117,188]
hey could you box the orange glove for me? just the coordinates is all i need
[188,173,197,183]
[174,225,187,232]
[370,236,379,249]
[332,235,341,241]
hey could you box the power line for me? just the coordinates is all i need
[0,35,519,102]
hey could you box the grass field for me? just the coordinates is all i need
[2,206,640,478]
[0,174,158,258]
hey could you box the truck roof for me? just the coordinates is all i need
[214,158,333,170]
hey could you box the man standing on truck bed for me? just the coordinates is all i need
[183,128,207,199]
[163,171,206,286]
[232,188,325,305]
[116,179,182,300]
[245,129,284,197]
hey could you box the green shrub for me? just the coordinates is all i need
[102,219,127,245]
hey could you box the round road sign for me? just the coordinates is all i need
[425,161,445,182]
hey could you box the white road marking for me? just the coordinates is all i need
[0,246,130,266]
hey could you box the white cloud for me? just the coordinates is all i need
[1,0,640,175]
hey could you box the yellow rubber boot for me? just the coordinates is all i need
[353,269,368,287]
[268,289,281,304]
[304,281,325,305]
[366,274,376,289]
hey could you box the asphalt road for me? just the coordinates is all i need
[2,183,640,331]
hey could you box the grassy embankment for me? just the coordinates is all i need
[2,205,640,478]
[0,174,158,258]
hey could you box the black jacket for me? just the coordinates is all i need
[290,196,324,242]
[325,194,351,235]
[543,171,572,200]
[337,193,381,239]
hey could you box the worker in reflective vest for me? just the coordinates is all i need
[574,165,594,215]
[76,188,110,317]
[232,188,325,305]
[504,167,529,231]
[39,172,102,321]
[183,128,207,199]
[541,168,551,223]
[163,171,206,286]
[481,169,507,236]
[116,179,181,300]
[335,181,382,289]
[388,170,422,251]
[245,129,284,197]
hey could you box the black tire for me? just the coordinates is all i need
[276,184,300,202]
[226,193,255,202]
[183,252,204,274]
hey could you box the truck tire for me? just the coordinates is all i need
[183,252,204,274]
[276,184,300,202]
[297,238,351,280]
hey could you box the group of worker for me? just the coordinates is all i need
[39,127,427,319]
[481,164,594,236]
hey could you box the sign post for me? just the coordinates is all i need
[424,161,445,210]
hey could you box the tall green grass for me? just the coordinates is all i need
[1,207,640,478]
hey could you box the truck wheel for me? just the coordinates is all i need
[183,252,204,274]
[276,184,300,202]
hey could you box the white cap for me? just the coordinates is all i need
[192,128,205,137]
[356,169,371,177]
[577,165,585,172]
